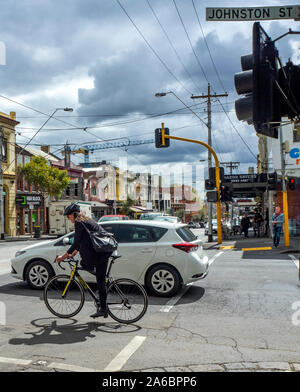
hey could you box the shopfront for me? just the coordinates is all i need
[16,193,43,235]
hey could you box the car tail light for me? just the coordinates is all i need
[172,243,198,253]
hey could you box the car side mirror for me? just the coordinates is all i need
[63,237,70,245]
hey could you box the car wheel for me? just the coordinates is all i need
[25,260,54,290]
[146,264,181,297]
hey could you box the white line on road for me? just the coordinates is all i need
[104,336,146,372]
[288,254,299,268]
[0,356,32,366]
[160,285,192,313]
[47,362,99,372]
[208,251,224,266]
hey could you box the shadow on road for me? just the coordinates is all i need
[9,317,141,346]
[0,281,206,306]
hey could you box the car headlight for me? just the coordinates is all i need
[15,250,26,257]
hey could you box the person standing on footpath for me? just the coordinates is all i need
[240,213,250,238]
[272,206,284,248]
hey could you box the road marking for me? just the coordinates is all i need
[288,254,299,268]
[208,251,223,266]
[160,285,192,312]
[104,336,146,372]
[48,362,99,372]
[0,356,32,366]
[242,247,272,251]
[220,245,234,250]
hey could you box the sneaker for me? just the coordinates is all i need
[90,307,108,319]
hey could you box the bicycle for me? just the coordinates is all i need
[43,254,148,324]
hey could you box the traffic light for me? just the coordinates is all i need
[155,127,170,148]
[279,61,300,121]
[234,22,280,138]
[209,166,224,185]
[220,185,233,202]
[206,190,218,202]
[268,172,278,190]
[288,177,296,191]
[205,179,215,190]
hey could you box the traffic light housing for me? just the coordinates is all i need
[206,190,218,202]
[288,177,296,191]
[155,127,170,148]
[234,22,280,138]
[268,172,278,190]
[220,185,233,202]
[205,179,215,190]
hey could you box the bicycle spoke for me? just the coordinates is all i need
[107,279,148,324]
[44,275,84,318]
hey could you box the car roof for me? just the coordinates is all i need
[100,219,186,229]
[101,215,126,217]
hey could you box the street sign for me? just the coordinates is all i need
[16,194,43,208]
[206,5,300,21]
[224,174,257,183]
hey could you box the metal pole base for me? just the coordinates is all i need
[208,234,213,242]
[0,233,5,240]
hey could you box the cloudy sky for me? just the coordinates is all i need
[0,0,299,178]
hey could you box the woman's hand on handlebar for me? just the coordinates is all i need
[56,252,70,263]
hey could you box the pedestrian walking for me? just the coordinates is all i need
[240,213,250,238]
[272,206,284,248]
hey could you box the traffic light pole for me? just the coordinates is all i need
[161,129,222,244]
[191,84,228,242]
[279,124,289,247]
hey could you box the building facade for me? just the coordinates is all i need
[1,111,19,237]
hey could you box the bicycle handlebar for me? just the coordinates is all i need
[54,257,77,271]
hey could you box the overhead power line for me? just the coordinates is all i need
[114,0,193,95]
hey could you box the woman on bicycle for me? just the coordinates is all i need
[56,202,112,318]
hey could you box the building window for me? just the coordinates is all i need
[1,138,7,162]
[91,186,97,196]
[293,129,300,143]
[74,183,78,197]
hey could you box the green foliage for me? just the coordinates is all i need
[119,196,136,215]
[18,156,70,198]
[175,209,185,219]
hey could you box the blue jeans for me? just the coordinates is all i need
[273,226,281,246]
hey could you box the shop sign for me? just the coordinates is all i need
[16,194,43,208]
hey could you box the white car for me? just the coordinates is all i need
[204,219,218,235]
[11,220,209,297]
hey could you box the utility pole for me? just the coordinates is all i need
[191,84,228,242]
[279,124,289,247]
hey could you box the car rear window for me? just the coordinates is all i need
[150,226,168,241]
[176,226,197,242]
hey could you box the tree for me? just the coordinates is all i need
[119,196,136,216]
[18,156,70,232]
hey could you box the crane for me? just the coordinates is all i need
[62,138,155,166]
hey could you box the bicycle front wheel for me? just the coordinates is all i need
[107,278,148,324]
[44,275,85,318]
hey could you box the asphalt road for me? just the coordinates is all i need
[0,237,300,372]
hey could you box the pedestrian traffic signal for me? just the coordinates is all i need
[206,190,218,202]
[288,177,296,191]
[234,22,280,138]
[268,172,278,190]
[155,127,170,148]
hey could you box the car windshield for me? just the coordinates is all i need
[99,216,122,222]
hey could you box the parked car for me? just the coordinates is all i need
[153,216,181,224]
[139,213,169,220]
[98,215,129,222]
[187,221,197,229]
[11,221,209,297]
[204,219,218,235]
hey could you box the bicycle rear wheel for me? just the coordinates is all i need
[44,275,85,318]
[107,278,148,324]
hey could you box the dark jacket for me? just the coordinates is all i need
[241,217,250,229]
[67,219,109,269]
